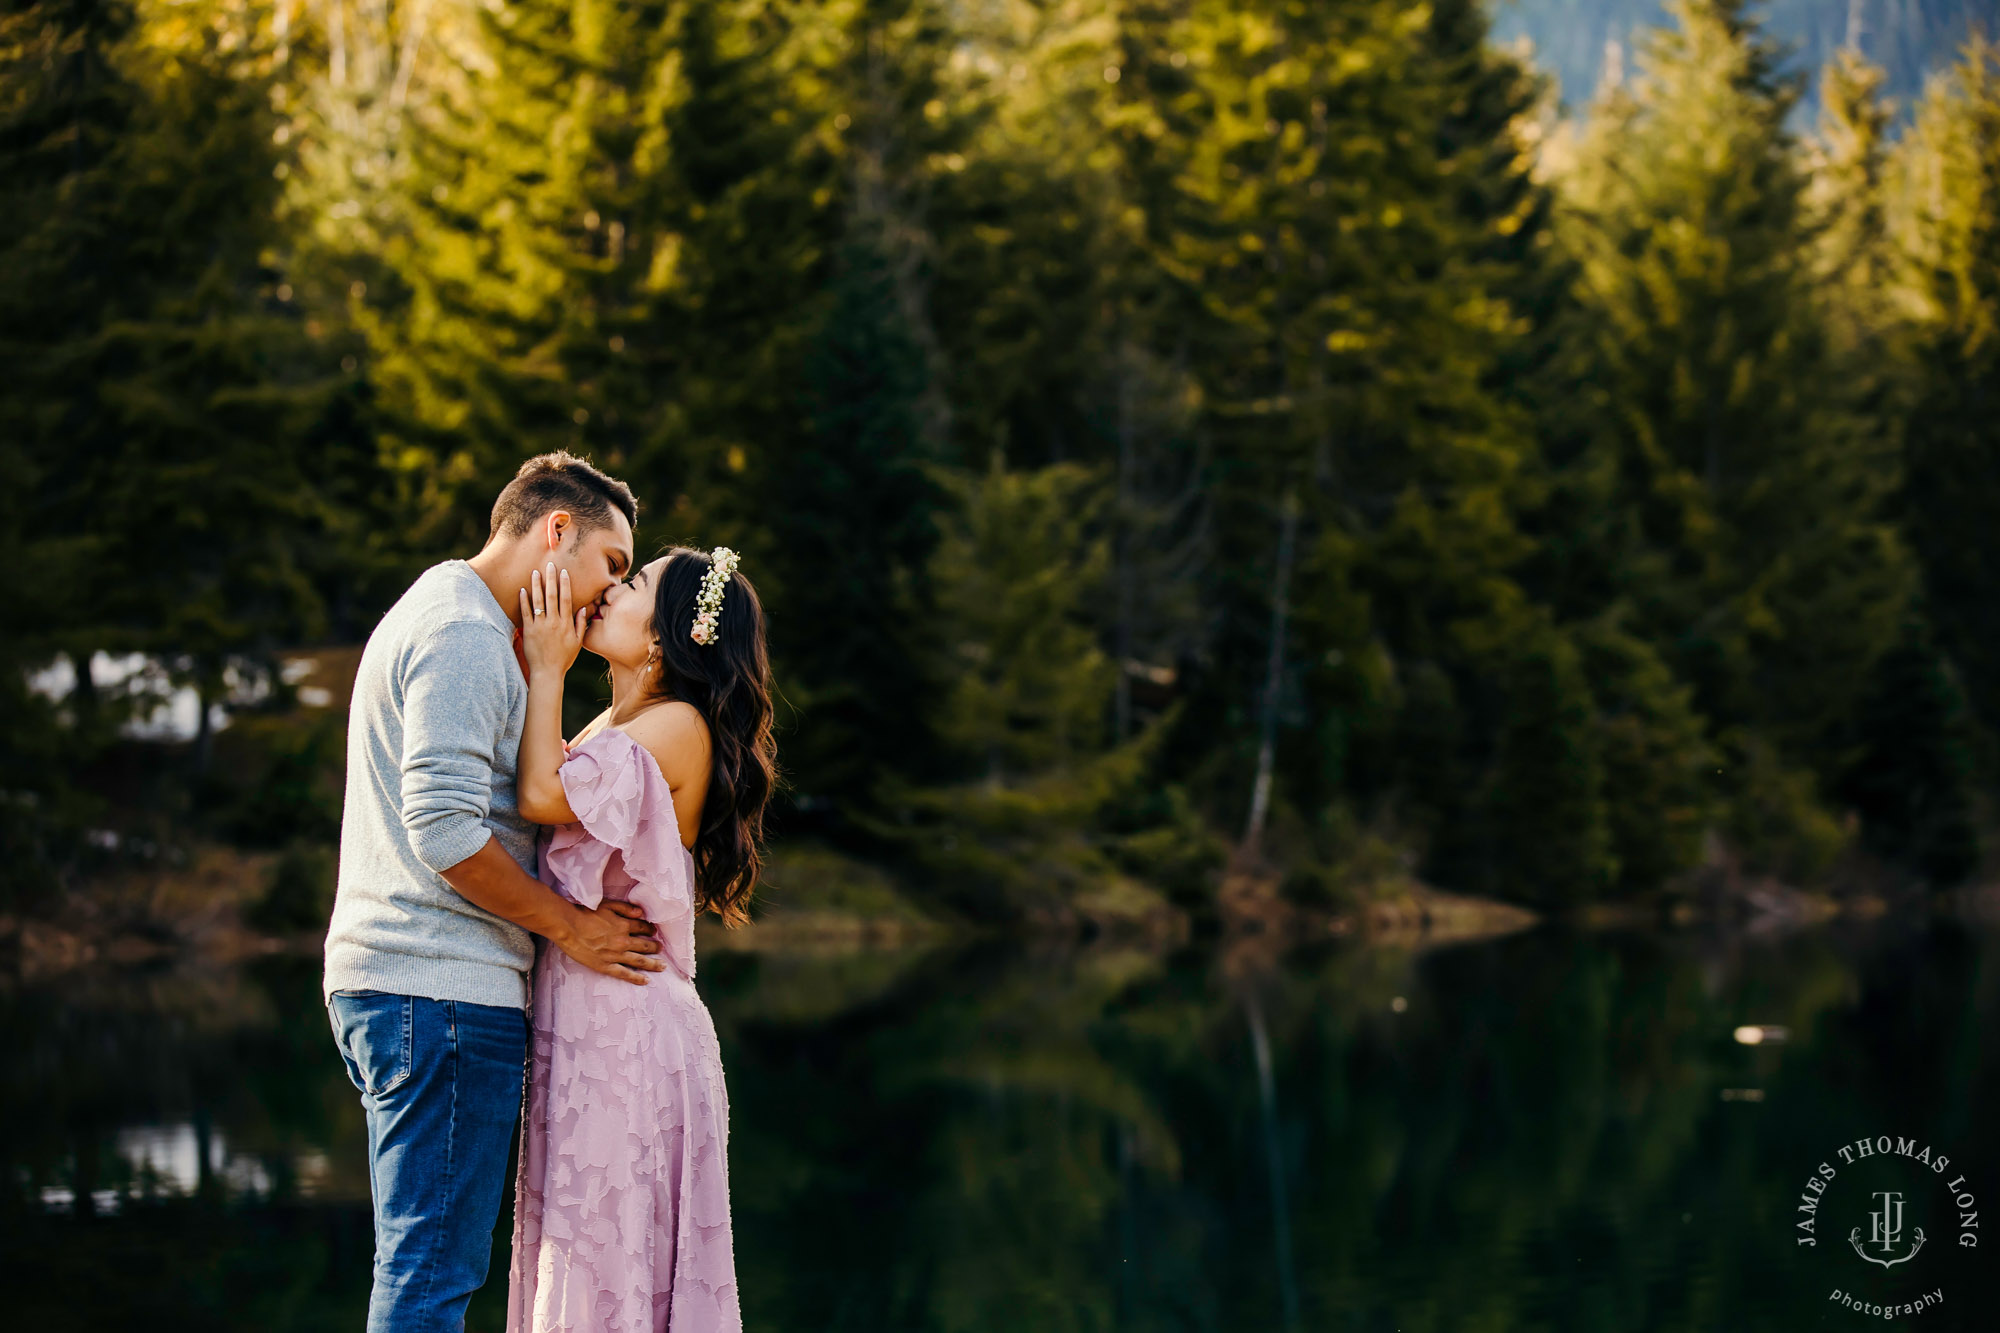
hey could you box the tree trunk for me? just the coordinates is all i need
[1243,488,1300,854]
[193,671,216,774]
[1113,342,1138,741]
[1246,995,1302,1333]
[71,1129,99,1219]
[389,0,433,112]
[194,1110,219,1203]
[326,0,348,90]
[70,650,100,732]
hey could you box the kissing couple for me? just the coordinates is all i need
[322,452,775,1332]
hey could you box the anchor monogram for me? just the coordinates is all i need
[1849,1191,1927,1268]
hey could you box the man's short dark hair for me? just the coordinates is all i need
[489,451,638,542]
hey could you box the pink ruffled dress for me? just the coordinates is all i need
[506,728,740,1333]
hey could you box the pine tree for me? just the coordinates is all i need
[1,0,358,770]
[1836,612,1982,884]
[889,458,1140,919]
[355,0,982,818]
[1552,0,1911,874]
[755,0,979,808]
[0,0,135,688]
[928,459,1116,783]
[353,0,694,544]
[1893,40,2000,739]
[1575,619,1717,892]
[775,222,946,802]
[931,0,1213,746]
[1483,625,1616,906]
[1813,50,1898,332]
[4,0,1969,910]
[1805,48,1984,884]
[1108,0,1551,881]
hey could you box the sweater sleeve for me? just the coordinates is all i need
[399,620,519,874]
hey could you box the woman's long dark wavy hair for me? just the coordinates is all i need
[645,547,776,926]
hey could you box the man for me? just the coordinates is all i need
[324,451,667,1333]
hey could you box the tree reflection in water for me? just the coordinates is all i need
[3,922,1997,1330]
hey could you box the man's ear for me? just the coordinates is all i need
[542,510,573,551]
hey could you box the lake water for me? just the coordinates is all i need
[4,919,1997,1330]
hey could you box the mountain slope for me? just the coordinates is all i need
[1491,0,1993,113]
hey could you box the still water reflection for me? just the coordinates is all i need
[4,921,1997,1330]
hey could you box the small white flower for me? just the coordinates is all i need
[688,546,741,646]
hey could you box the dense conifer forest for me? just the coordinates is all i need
[6,0,2000,919]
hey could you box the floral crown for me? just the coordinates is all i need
[689,547,740,646]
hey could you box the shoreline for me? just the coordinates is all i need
[3,838,1984,985]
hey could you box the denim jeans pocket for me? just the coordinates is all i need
[329,990,414,1098]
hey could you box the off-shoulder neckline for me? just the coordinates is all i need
[569,725,695,854]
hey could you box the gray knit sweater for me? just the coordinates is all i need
[323,560,538,1009]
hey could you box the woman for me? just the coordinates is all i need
[506,545,774,1333]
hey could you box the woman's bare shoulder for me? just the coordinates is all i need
[568,706,615,746]
[622,700,711,785]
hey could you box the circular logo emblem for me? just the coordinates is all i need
[1797,1136,1979,1319]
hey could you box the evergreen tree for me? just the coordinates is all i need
[1576,619,1717,892]
[1106,0,1553,883]
[8,0,1990,910]
[931,0,1214,745]
[891,459,1139,919]
[1,0,145,725]
[1836,612,1982,884]
[1483,625,1616,905]
[354,0,694,544]
[357,0,977,815]
[1894,41,2000,740]
[1808,48,1984,884]
[928,459,1116,783]
[1,0,359,768]
[758,0,974,809]
[1813,50,1898,335]
[776,223,946,803]
[1553,0,1911,874]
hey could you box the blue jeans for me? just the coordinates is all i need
[328,990,529,1333]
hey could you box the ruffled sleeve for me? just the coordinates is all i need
[539,731,696,977]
